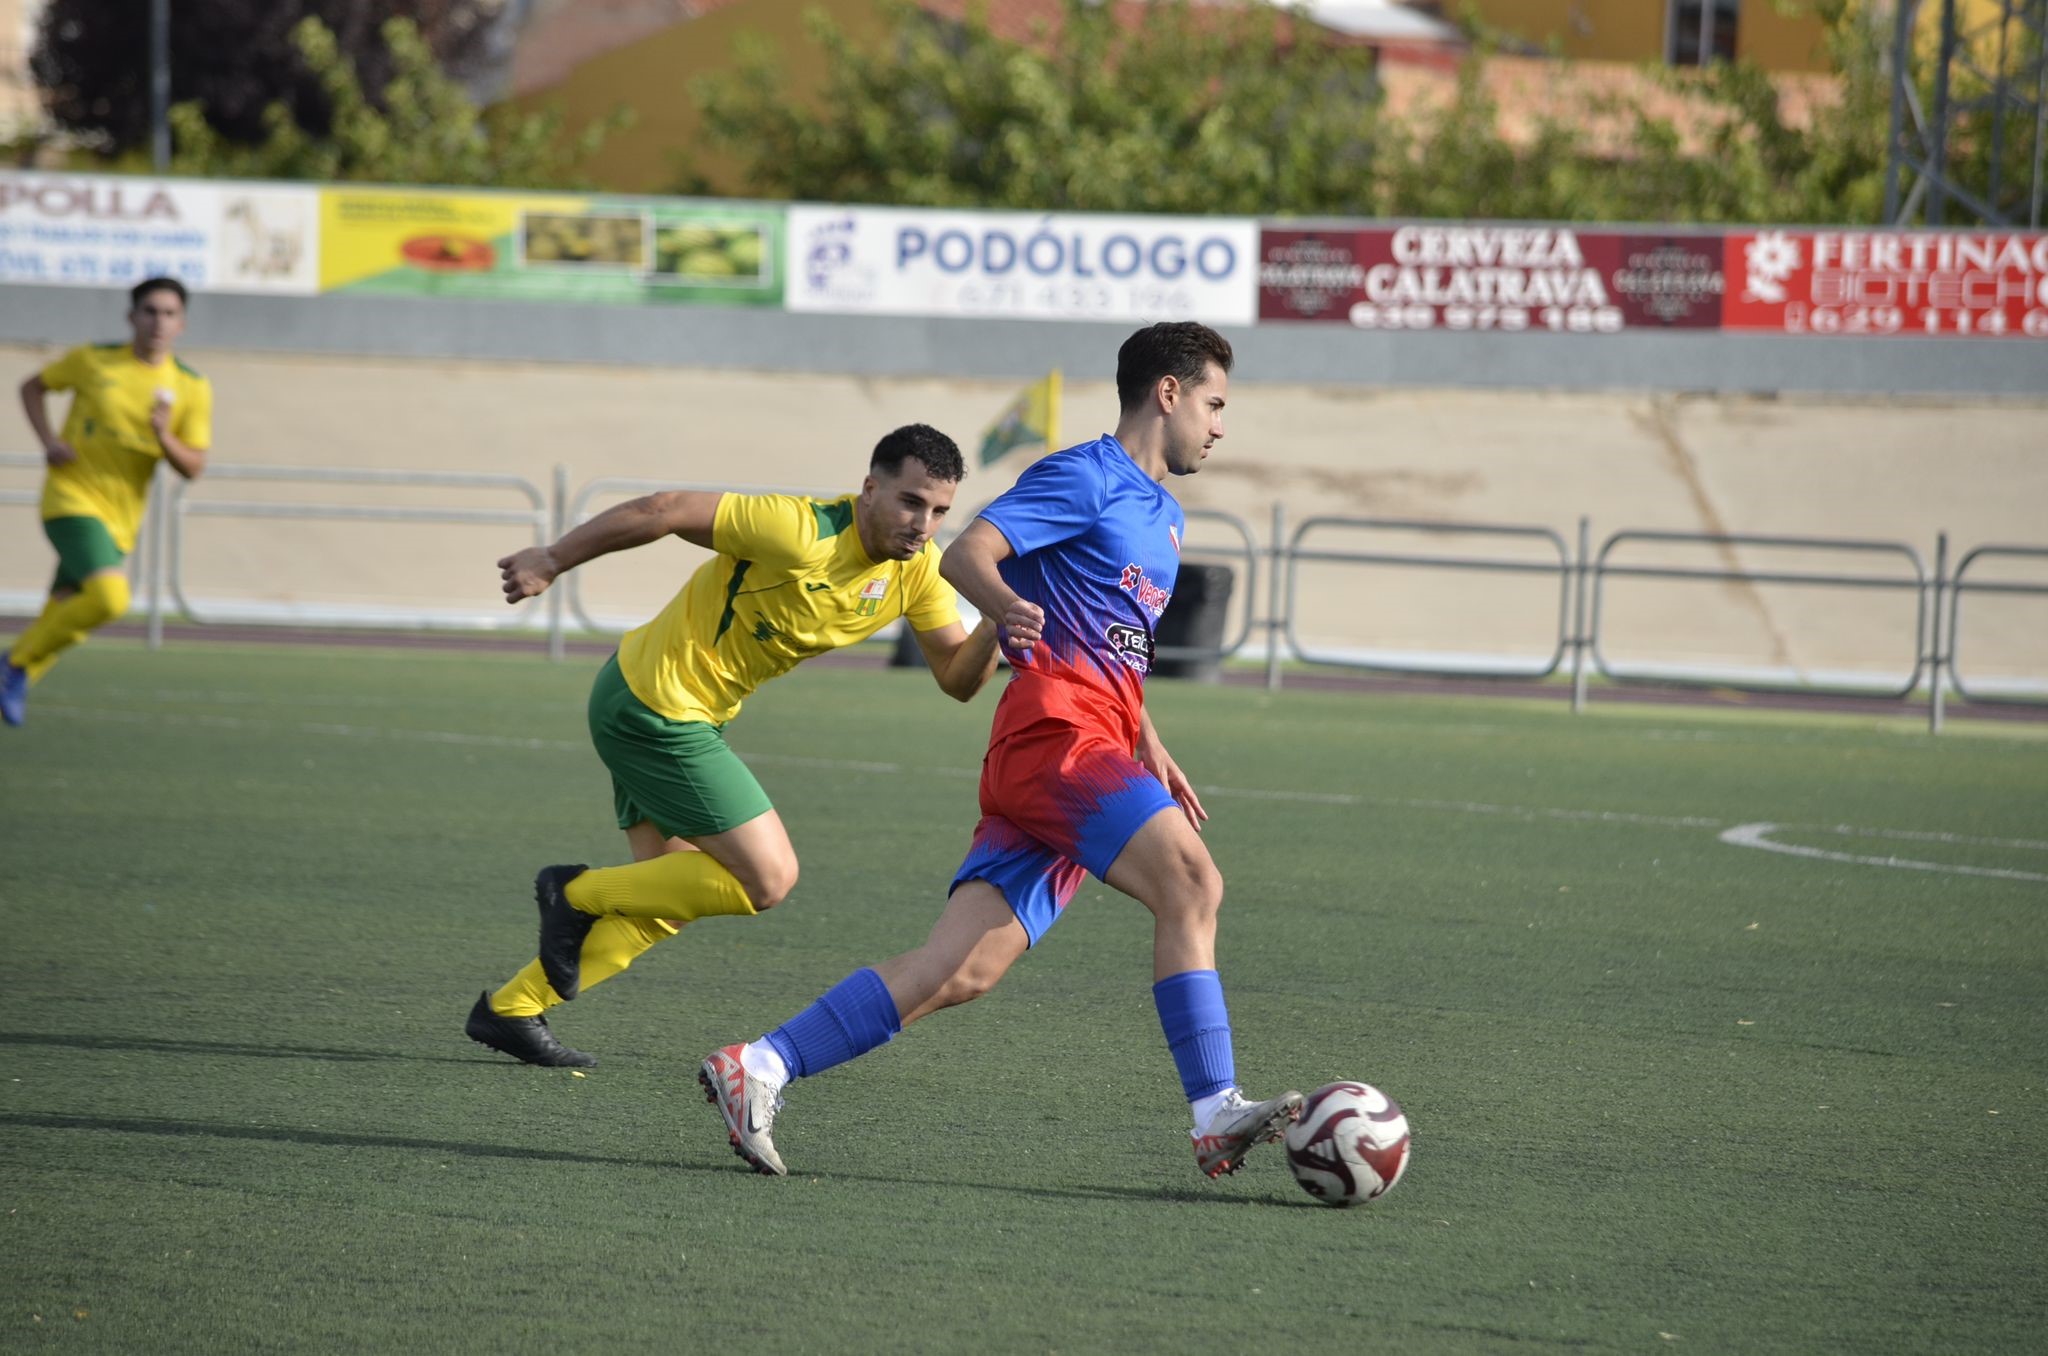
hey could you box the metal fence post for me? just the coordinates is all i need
[1571,515,1590,714]
[147,471,167,650]
[548,464,568,662]
[1929,531,1948,735]
[1265,501,1286,692]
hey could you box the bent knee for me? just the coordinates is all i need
[744,857,799,911]
[933,968,999,1009]
[81,572,131,624]
[1158,850,1224,920]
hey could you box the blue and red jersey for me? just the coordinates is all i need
[978,435,1185,753]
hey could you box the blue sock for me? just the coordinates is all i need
[1153,969,1236,1101]
[763,967,902,1080]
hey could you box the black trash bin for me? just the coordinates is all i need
[1151,563,1234,682]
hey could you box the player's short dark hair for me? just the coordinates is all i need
[871,424,966,482]
[130,277,188,310]
[1116,322,1233,411]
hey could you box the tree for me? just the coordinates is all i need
[165,16,626,190]
[686,0,1385,216]
[31,0,506,155]
[687,0,1900,225]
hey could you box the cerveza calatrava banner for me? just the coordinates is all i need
[1257,222,2048,339]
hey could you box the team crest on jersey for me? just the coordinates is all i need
[855,577,889,617]
[1168,524,1181,553]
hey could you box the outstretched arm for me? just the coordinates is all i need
[1138,705,1208,831]
[499,490,723,603]
[938,519,1044,656]
[913,615,1002,702]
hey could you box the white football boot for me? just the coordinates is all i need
[1193,1088,1305,1179]
[699,1043,788,1176]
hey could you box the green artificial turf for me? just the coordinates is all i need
[2,640,2043,1354]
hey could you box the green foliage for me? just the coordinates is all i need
[168,16,628,189]
[688,0,1382,214]
[689,0,1906,224]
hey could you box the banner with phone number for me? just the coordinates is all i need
[1258,223,2048,339]
[0,170,319,294]
[1723,228,2048,339]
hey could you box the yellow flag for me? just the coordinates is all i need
[978,371,1061,467]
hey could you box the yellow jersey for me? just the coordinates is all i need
[39,343,213,551]
[617,491,960,725]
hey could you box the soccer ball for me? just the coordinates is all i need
[1282,1081,1411,1207]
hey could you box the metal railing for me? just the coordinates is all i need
[1590,531,1931,698]
[5,457,2044,734]
[1283,513,1574,679]
[165,462,554,640]
[1948,544,2048,707]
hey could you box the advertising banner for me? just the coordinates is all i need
[787,205,1258,324]
[319,187,782,306]
[1258,224,1723,333]
[1724,228,2048,339]
[0,171,319,294]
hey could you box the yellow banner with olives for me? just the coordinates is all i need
[318,186,782,305]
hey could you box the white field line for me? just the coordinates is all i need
[35,702,2046,883]
[1718,823,2048,884]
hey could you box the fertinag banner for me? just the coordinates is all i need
[1725,228,2048,339]
[1258,224,1723,333]
[0,170,319,294]
[787,205,1258,325]
[318,186,782,306]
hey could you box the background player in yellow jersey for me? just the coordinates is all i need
[465,424,1002,1067]
[4,278,212,727]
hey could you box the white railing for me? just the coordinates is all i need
[3,456,2043,734]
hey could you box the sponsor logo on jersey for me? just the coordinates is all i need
[1168,523,1181,553]
[1118,563,1172,618]
[856,576,889,617]
[1105,621,1154,674]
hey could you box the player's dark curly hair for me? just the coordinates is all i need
[872,423,966,482]
[1116,321,1233,411]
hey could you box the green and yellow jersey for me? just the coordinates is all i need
[617,491,959,725]
[38,343,213,551]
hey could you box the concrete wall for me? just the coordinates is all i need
[3,284,2044,398]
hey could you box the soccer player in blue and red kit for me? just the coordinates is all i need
[701,322,1304,1180]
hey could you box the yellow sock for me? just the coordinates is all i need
[492,915,680,1016]
[565,852,759,922]
[9,595,63,681]
[8,573,130,672]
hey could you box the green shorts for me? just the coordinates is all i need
[45,516,125,592]
[586,653,774,839]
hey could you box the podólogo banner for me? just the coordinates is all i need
[787,205,1257,324]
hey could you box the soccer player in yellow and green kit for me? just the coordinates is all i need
[4,278,212,727]
[465,424,1003,1067]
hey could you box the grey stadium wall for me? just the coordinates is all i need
[2,283,2044,397]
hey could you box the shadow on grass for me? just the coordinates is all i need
[0,1030,486,1066]
[1,1111,1317,1209]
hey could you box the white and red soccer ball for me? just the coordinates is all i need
[1282,1081,1411,1207]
